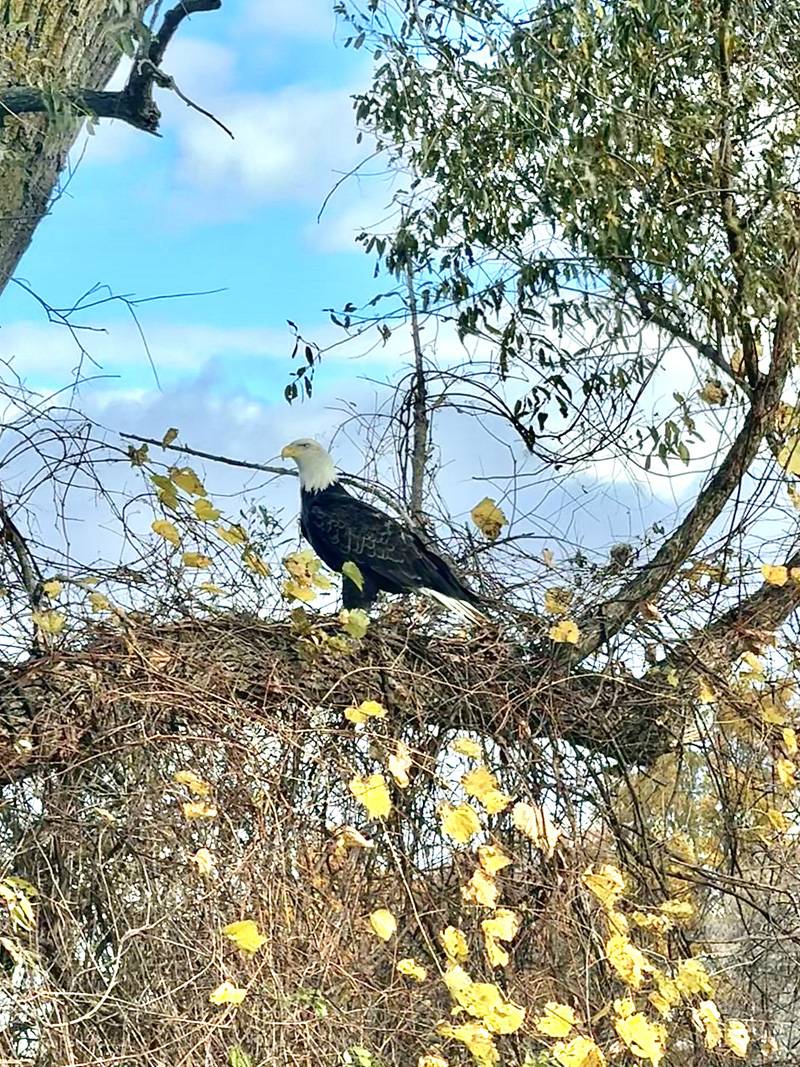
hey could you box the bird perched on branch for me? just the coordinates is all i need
[281,438,485,624]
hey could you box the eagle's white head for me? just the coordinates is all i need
[281,438,338,492]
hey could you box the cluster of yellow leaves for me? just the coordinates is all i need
[549,619,580,644]
[282,549,332,602]
[533,1004,607,1067]
[470,498,507,540]
[31,610,65,636]
[345,699,386,724]
[614,997,667,1065]
[761,562,800,586]
[461,766,512,814]
[437,966,524,1065]
[349,774,391,819]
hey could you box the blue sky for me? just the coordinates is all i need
[6,0,393,399]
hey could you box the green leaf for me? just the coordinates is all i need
[342,560,365,592]
[228,1048,252,1067]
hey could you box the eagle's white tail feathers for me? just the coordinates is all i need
[420,587,487,625]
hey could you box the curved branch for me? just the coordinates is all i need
[563,236,800,667]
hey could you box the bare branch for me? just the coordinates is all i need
[406,268,429,523]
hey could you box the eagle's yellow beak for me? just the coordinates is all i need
[280,443,296,460]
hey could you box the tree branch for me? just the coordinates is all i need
[0,0,222,136]
[564,232,800,667]
[406,268,429,523]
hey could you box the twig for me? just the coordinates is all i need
[118,432,414,521]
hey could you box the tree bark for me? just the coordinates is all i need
[0,0,150,294]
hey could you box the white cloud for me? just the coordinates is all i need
[243,0,340,38]
[173,83,361,205]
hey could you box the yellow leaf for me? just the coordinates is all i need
[42,580,62,598]
[152,519,181,546]
[191,848,215,876]
[697,678,716,704]
[344,699,386,724]
[223,919,266,954]
[535,1001,577,1038]
[471,497,507,540]
[512,801,561,857]
[199,582,225,596]
[724,1019,750,1058]
[614,1005,667,1065]
[174,769,211,797]
[194,498,221,521]
[209,981,246,1006]
[282,579,316,602]
[783,726,798,755]
[31,610,64,635]
[418,1055,448,1067]
[342,560,365,591]
[777,434,800,476]
[462,766,512,814]
[349,774,391,819]
[169,466,207,496]
[181,800,217,820]
[582,864,626,910]
[650,972,681,1016]
[606,933,648,989]
[761,696,786,725]
[243,551,270,576]
[544,587,574,614]
[388,740,412,788]
[443,967,524,1033]
[440,802,482,844]
[369,908,397,941]
[450,737,482,759]
[552,1035,607,1067]
[658,899,694,922]
[330,825,374,854]
[776,757,796,789]
[766,807,789,833]
[761,563,789,586]
[89,592,112,613]
[698,379,727,406]
[151,474,178,510]
[441,925,469,963]
[462,867,499,908]
[340,608,369,638]
[675,957,714,997]
[217,524,248,546]
[665,667,679,687]
[477,844,512,875]
[692,999,722,1049]
[182,552,211,569]
[481,909,520,969]
[437,1020,498,1067]
[549,619,580,644]
[162,427,179,447]
[397,957,427,980]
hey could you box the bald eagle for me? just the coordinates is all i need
[281,438,485,623]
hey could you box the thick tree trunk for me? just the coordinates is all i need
[0,0,149,293]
